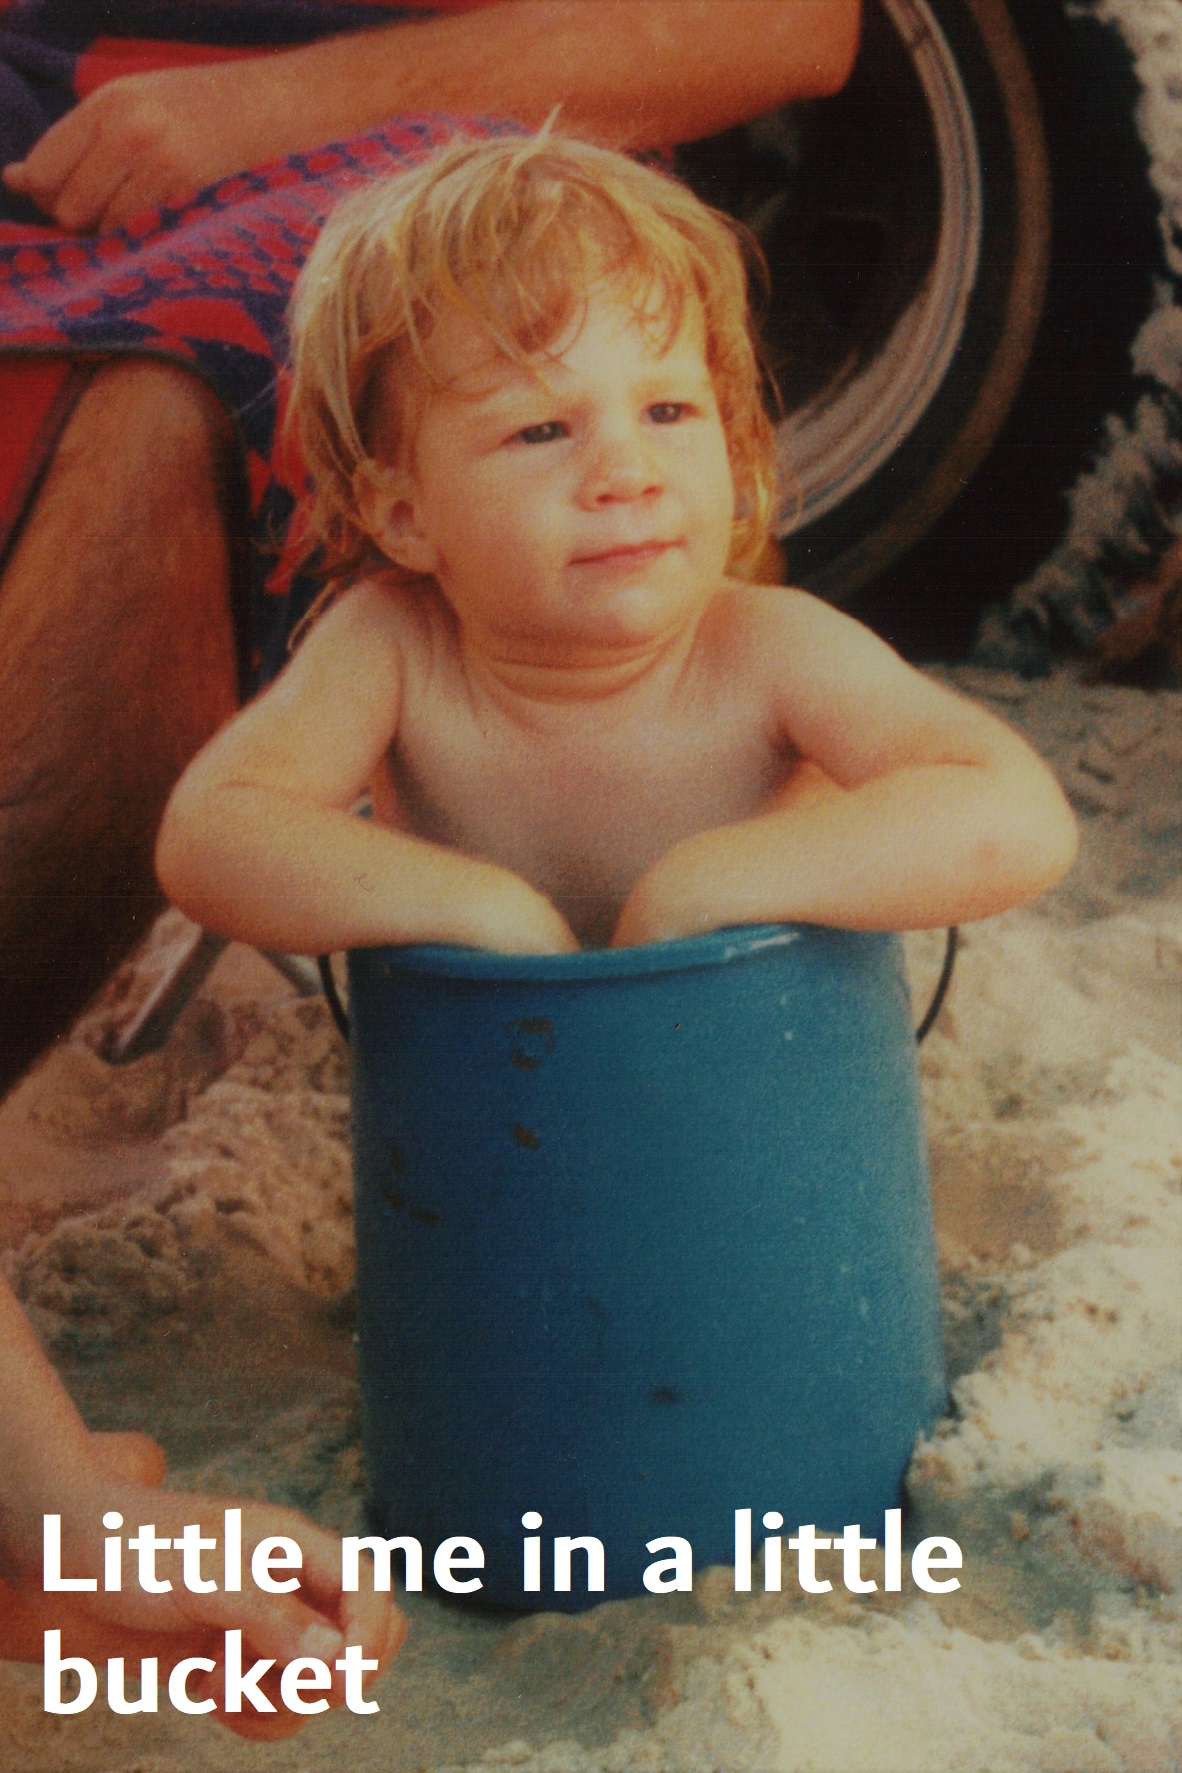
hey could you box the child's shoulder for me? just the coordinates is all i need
[295,572,451,664]
[312,570,435,632]
[703,580,924,713]
[705,579,869,662]
[712,578,844,624]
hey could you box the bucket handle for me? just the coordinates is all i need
[318,954,350,1041]
[319,927,958,1048]
[914,925,958,1043]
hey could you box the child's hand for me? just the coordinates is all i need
[609,825,766,949]
[610,846,706,949]
[0,1428,402,1741]
[611,765,841,948]
[460,866,581,956]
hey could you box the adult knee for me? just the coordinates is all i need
[55,359,237,494]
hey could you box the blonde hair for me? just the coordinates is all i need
[287,131,778,583]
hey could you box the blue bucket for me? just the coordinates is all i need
[348,924,945,1608]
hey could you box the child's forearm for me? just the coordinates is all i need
[157,782,577,955]
[614,758,1078,943]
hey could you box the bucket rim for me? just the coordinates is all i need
[344,921,888,983]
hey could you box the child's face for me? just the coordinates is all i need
[370,281,736,663]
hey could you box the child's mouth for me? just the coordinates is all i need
[571,541,676,569]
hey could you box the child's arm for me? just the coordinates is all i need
[613,591,1077,945]
[157,584,578,955]
[0,1271,400,1737]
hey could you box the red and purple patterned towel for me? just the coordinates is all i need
[0,0,502,684]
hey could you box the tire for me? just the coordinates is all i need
[681,1,1161,656]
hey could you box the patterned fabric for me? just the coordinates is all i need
[0,1,502,685]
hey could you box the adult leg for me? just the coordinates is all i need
[0,359,240,1097]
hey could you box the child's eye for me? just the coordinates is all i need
[648,402,690,424]
[515,420,568,445]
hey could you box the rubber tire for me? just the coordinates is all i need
[842,0,1162,657]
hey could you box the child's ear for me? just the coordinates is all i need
[354,462,440,577]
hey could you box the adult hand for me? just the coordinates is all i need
[1,61,307,232]
[1,1558,400,1743]
[0,1424,403,1741]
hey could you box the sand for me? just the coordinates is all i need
[0,666,1177,1773]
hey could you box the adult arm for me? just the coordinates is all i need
[613,591,1079,943]
[3,0,860,232]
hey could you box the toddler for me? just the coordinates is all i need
[157,134,1076,955]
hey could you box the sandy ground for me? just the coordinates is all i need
[0,667,1178,1773]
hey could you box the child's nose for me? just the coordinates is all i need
[579,425,661,506]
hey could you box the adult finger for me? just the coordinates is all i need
[188,1579,401,1721]
[49,148,136,234]
[0,1580,220,1668]
[272,1515,405,1674]
[96,182,159,232]
[91,1431,168,1487]
[340,1586,406,1673]
[195,1603,401,1742]
[178,1580,345,1668]
[279,1513,357,1610]
[96,165,194,232]
[3,104,100,214]
[194,1656,316,1742]
[190,1598,361,1743]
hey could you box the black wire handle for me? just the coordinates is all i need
[915,926,958,1044]
[319,927,958,1049]
[318,954,350,1042]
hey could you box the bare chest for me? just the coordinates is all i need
[376,673,789,944]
